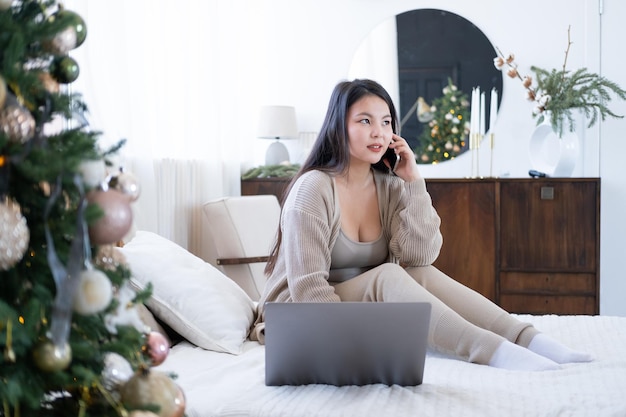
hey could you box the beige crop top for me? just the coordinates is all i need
[328,229,388,282]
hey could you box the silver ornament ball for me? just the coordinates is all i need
[102,352,134,391]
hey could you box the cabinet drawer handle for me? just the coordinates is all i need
[540,186,554,200]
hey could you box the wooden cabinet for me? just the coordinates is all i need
[241,177,291,201]
[241,177,601,315]
[497,179,600,315]
[427,178,600,315]
[426,179,497,302]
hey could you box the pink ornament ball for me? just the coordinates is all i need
[146,331,170,366]
[87,189,133,245]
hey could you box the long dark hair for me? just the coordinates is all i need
[264,79,399,275]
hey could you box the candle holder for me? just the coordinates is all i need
[489,133,495,178]
[469,133,482,178]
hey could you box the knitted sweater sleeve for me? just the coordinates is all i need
[277,171,341,303]
[250,172,340,342]
[377,173,443,266]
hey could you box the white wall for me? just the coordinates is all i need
[599,0,626,316]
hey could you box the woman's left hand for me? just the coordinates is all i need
[387,134,421,182]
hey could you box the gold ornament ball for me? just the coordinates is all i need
[87,189,133,245]
[121,369,186,417]
[94,244,127,271]
[32,339,72,372]
[0,198,30,271]
[0,98,36,144]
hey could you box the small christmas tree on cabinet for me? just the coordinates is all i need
[0,1,184,416]
[415,79,470,164]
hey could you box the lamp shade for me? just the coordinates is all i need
[256,105,298,139]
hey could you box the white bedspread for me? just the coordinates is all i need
[157,314,626,417]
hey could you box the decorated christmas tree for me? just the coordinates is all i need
[0,1,184,416]
[414,79,470,164]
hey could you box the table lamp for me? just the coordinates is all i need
[257,105,298,165]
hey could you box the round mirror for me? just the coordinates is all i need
[349,9,502,163]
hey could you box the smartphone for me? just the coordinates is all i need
[382,147,398,171]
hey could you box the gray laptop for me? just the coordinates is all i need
[264,302,431,386]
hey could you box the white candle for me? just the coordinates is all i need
[490,88,498,132]
[480,91,486,136]
[470,87,478,136]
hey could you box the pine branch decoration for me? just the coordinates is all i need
[495,26,626,136]
[241,163,300,179]
[532,66,626,134]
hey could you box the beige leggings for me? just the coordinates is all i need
[332,263,539,365]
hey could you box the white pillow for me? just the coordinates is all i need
[117,231,256,354]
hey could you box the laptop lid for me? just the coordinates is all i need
[264,302,431,386]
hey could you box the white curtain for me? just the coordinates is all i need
[119,158,217,257]
[66,1,261,255]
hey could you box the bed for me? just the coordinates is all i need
[118,230,626,417]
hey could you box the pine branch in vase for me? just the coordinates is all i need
[494,25,626,137]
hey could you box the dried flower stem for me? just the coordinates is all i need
[494,45,537,100]
[495,46,522,83]
[561,25,573,86]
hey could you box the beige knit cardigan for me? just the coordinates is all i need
[251,169,442,342]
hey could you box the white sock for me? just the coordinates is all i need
[527,334,593,364]
[488,341,560,371]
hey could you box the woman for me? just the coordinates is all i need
[251,79,591,371]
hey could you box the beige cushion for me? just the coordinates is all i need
[117,231,256,355]
[136,303,172,346]
[202,195,280,301]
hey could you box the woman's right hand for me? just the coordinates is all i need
[388,134,422,183]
